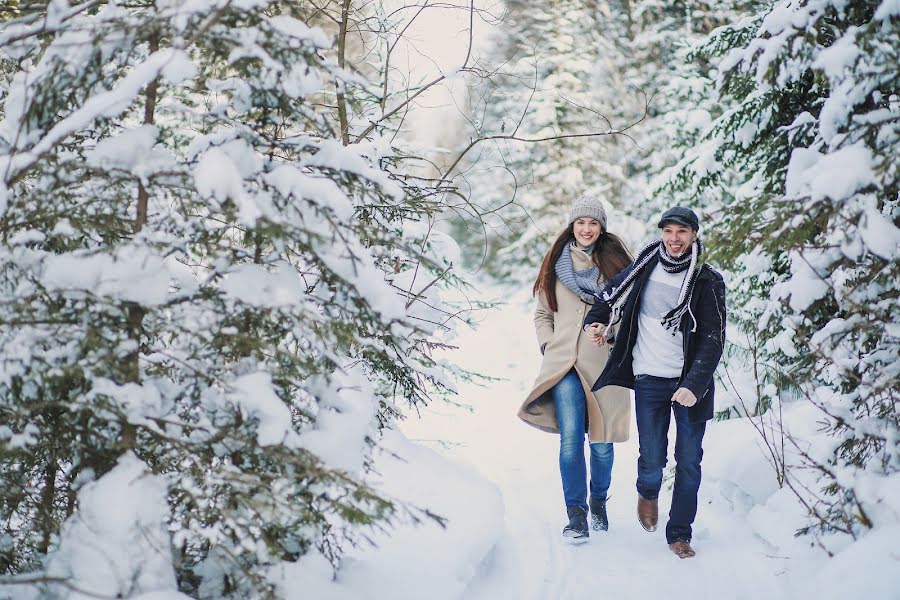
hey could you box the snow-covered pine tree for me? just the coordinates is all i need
[0,1,465,597]
[664,0,899,541]
[618,0,758,223]
[456,0,645,283]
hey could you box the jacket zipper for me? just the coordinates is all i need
[677,325,689,388]
[678,268,708,392]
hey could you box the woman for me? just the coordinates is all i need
[517,196,633,543]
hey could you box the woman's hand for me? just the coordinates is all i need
[585,323,607,346]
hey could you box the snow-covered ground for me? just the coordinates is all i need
[303,287,899,600]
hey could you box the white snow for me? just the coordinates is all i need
[287,286,898,600]
[390,266,447,336]
[88,378,172,426]
[280,63,325,98]
[44,453,189,600]
[806,524,900,600]
[8,229,46,245]
[858,203,900,259]
[42,245,171,306]
[159,50,198,84]
[274,426,504,600]
[875,0,900,19]
[217,137,263,179]
[51,219,75,236]
[5,48,194,176]
[303,140,404,201]
[219,262,306,308]
[264,164,354,221]
[737,246,773,277]
[760,5,795,35]
[812,29,860,79]
[193,147,252,217]
[779,250,832,312]
[267,15,331,48]
[784,144,876,202]
[86,125,176,178]
[298,366,379,473]
[228,372,297,447]
[691,140,723,178]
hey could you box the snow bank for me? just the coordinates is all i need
[703,398,900,600]
[274,427,504,600]
[271,287,900,600]
[806,524,900,600]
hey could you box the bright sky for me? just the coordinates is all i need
[385,0,500,145]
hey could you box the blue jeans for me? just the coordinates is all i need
[633,374,706,544]
[552,368,614,511]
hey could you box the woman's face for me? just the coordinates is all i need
[572,218,602,249]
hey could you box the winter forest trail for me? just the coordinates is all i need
[402,289,795,600]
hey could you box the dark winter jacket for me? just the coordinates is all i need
[583,255,727,423]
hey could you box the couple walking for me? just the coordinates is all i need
[517,196,727,559]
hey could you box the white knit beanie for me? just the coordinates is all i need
[568,195,607,229]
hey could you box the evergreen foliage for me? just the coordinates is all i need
[457,0,646,282]
[664,0,899,540]
[619,0,760,221]
[0,1,468,597]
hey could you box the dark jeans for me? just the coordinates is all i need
[552,368,614,512]
[633,374,706,544]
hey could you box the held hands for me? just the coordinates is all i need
[672,387,697,407]
[586,323,607,346]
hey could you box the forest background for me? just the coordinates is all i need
[0,0,896,598]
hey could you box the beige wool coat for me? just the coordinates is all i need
[518,247,632,443]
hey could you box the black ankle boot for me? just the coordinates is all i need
[562,506,589,542]
[589,497,608,531]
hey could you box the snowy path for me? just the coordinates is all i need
[402,291,795,600]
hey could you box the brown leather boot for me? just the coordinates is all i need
[637,495,658,532]
[669,541,696,559]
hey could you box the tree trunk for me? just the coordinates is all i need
[336,0,352,146]
[122,31,161,446]
[37,460,58,554]
[621,0,634,41]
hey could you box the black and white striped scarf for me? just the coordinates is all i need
[599,239,704,335]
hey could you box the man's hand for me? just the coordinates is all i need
[586,323,606,346]
[672,387,697,407]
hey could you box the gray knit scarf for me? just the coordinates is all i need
[555,242,602,302]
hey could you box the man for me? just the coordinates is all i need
[582,206,726,559]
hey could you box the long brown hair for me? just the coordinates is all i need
[532,224,633,312]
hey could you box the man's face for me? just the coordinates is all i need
[661,222,697,257]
